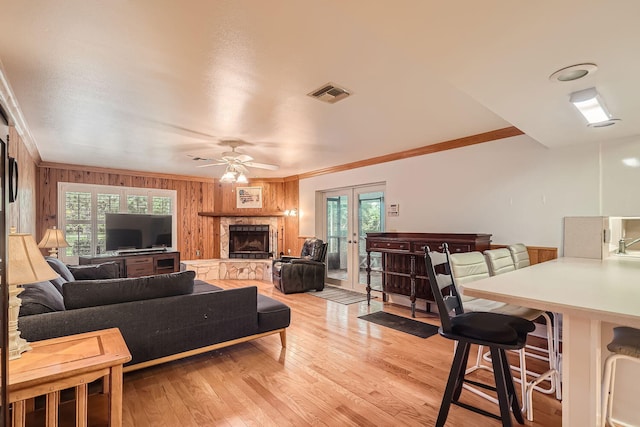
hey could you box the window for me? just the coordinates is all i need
[58,183,177,262]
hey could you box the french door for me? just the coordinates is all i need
[323,184,385,291]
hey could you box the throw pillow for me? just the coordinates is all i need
[49,276,67,295]
[63,270,196,310]
[19,281,66,316]
[45,257,75,282]
[67,262,120,280]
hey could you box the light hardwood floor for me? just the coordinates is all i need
[122,280,562,426]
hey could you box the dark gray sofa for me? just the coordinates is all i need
[18,258,290,371]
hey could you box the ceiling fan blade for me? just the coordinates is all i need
[196,162,226,168]
[244,161,280,171]
[186,154,215,161]
[235,154,254,163]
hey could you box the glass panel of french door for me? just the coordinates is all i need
[355,187,385,291]
[324,184,385,290]
[325,190,350,286]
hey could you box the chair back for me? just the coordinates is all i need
[484,248,516,276]
[300,238,327,262]
[448,251,490,303]
[508,243,531,269]
[448,251,490,283]
[449,251,511,313]
[424,243,463,333]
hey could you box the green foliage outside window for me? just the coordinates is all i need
[127,195,148,214]
[65,192,91,256]
[152,196,172,214]
[97,194,120,254]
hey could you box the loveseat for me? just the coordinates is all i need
[18,257,291,371]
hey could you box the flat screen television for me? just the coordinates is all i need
[105,213,172,252]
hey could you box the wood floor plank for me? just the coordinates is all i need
[120,279,562,426]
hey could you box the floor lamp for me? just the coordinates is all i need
[37,226,69,258]
[8,232,59,359]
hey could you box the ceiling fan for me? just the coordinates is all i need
[193,141,279,183]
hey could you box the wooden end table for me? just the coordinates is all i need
[9,328,132,427]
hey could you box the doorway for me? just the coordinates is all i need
[323,184,385,291]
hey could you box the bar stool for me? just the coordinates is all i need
[601,326,640,427]
[449,250,559,421]
[507,243,562,400]
[425,244,535,427]
[507,243,530,269]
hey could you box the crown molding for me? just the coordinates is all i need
[0,62,41,162]
[291,126,524,180]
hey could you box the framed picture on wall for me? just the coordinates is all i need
[236,187,262,208]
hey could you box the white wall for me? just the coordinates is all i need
[299,134,640,250]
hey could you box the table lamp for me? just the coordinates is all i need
[37,226,70,258]
[8,232,59,359]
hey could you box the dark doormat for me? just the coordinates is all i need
[358,311,439,338]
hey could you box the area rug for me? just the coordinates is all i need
[308,286,370,305]
[358,311,439,338]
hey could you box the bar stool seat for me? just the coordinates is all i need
[602,326,640,427]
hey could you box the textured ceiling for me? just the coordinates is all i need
[0,1,638,179]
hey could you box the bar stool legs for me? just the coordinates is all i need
[437,341,525,427]
[601,326,640,427]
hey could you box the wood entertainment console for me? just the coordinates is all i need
[365,232,491,317]
[79,251,180,278]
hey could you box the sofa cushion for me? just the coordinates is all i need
[257,294,291,333]
[19,281,66,316]
[63,270,196,310]
[49,276,67,295]
[67,262,120,280]
[45,257,75,282]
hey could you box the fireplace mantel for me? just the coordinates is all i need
[198,212,286,217]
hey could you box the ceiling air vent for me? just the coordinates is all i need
[307,82,351,104]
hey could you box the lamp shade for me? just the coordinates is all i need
[38,227,70,249]
[9,233,59,285]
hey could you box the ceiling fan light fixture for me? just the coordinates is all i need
[220,168,237,183]
[236,172,248,184]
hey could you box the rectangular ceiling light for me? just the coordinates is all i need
[570,87,612,125]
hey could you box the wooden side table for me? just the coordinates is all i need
[9,328,132,427]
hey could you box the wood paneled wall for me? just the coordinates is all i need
[208,179,293,258]
[490,244,558,265]
[283,178,300,255]
[7,126,37,235]
[37,164,300,261]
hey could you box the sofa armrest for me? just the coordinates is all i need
[273,255,299,266]
[290,258,324,267]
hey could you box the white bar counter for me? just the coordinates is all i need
[461,256,640,427]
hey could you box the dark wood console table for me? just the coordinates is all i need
[79,251,180,277]
[365,232,491,317]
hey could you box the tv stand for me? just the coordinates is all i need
[117,247,168,255]
[79,251,180,278]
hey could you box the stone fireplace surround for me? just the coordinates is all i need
[181,216,279,282]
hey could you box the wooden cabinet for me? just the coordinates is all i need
[365,233,491,317]
[125,256,154,277]
[79,251,180,278]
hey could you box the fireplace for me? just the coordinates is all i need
[228,224,270,259]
